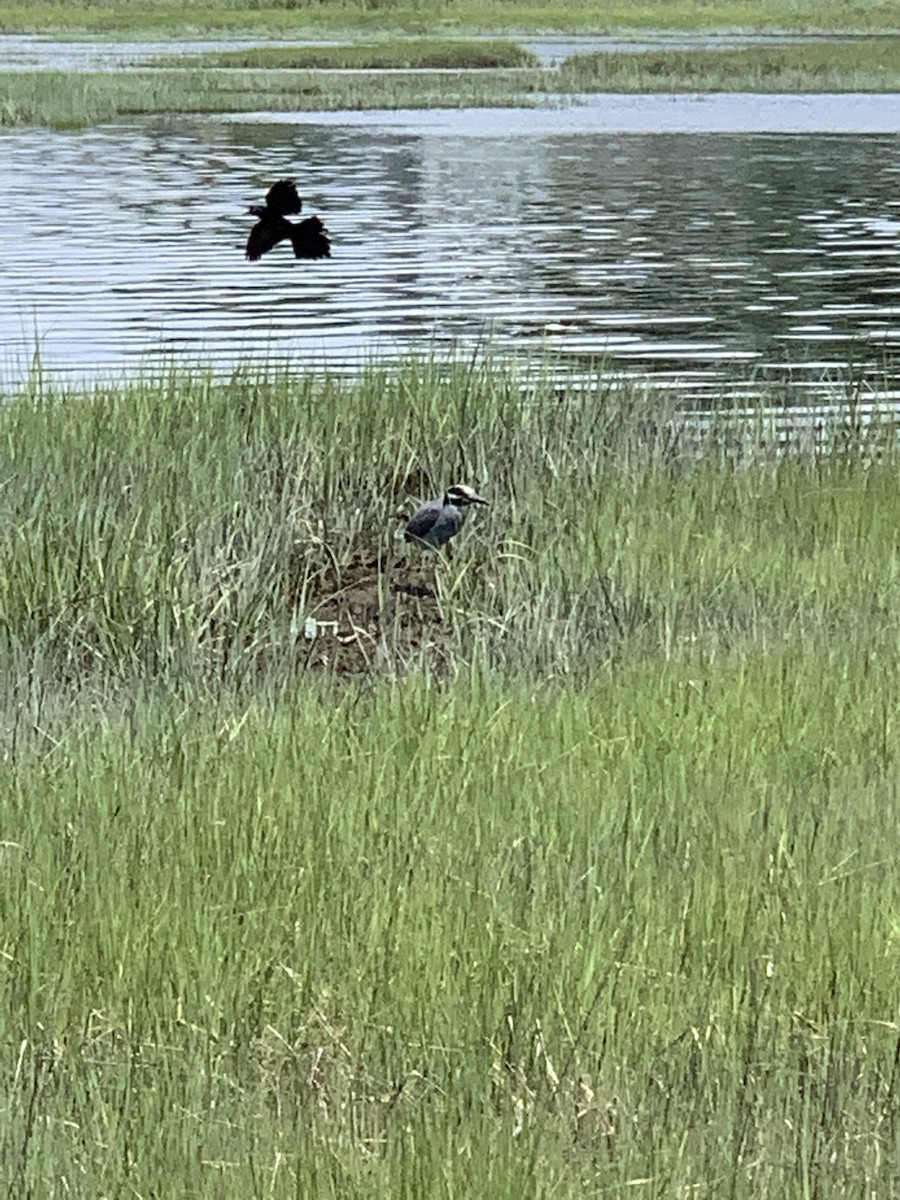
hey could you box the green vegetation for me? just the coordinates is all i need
[561,35,900,91]
[5,32,900,129]
[3,361,900,1193]
[0,0,899,36]
[0,66,553,129]
[156,38,539,70]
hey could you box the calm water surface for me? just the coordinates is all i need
[2,99,900,404]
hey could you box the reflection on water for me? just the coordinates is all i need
[1,106,899,404]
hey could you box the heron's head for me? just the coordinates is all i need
[445,484,489,508]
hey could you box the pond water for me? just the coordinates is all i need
[2,97,900,405]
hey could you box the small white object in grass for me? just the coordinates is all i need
[304,617,340,640]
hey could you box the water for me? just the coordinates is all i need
[0,36,347,72]
[0,32,859,72]
[2,97,900,404]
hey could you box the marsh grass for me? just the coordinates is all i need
[155,38,540,70]
[0,360,658,696]
[3,360,900,1195]
[0,66,551,128]
[560,35,900,91]
[4,358,900,698]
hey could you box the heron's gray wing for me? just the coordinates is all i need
[405,499,441,541]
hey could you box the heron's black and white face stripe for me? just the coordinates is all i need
[444,484,488,509]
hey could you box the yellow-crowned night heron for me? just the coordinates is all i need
[404,484,489,548]
[245,179,331,262]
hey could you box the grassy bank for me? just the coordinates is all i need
[0,66,553,128]
[1,0,899,36]
[560,35,900,91]
[3,362,900,1194]
[156,38,539,70]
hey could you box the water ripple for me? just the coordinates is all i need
[1,112,899,404]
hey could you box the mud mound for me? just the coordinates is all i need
[296,544,457,676]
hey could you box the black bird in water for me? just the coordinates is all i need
[245,179,331,262]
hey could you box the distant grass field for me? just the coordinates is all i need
[1,0,899,36]
[2,361,900,1193]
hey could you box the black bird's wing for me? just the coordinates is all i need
[245,217,289,261]
[264,179,302,216]
[290,215,331,260]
